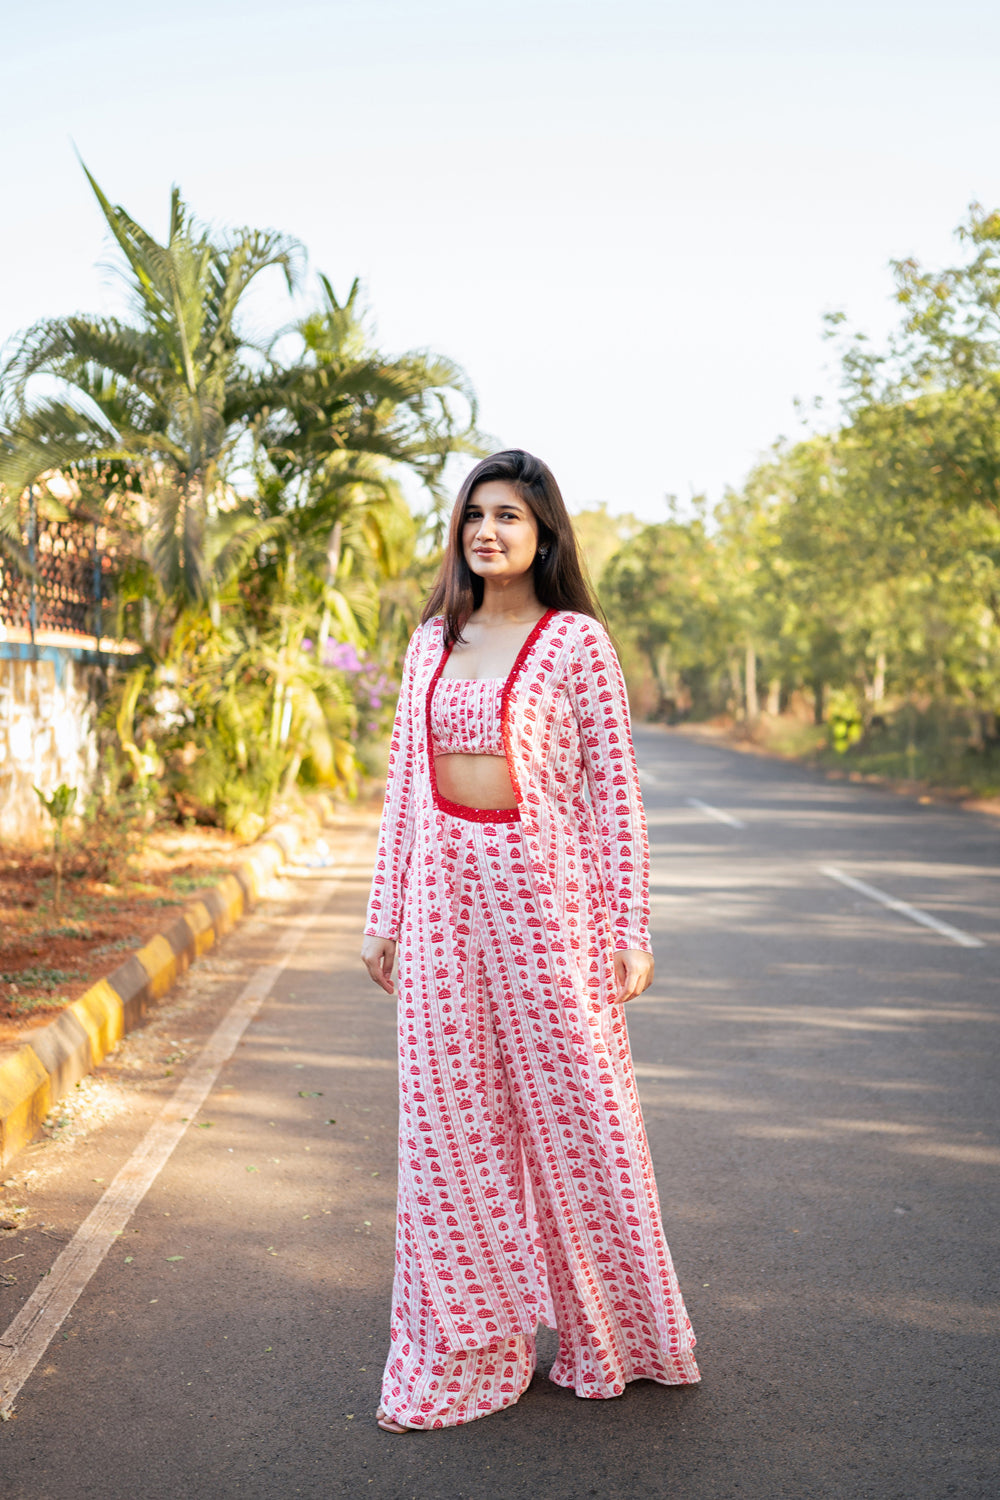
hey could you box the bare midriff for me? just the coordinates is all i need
[434,753,517,810]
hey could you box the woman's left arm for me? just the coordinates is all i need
[567,618,653,970]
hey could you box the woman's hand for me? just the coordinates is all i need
[613,948,654,1003]
[362,936,397,995]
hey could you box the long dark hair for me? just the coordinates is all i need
[422,450,602,645]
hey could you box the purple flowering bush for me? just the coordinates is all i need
[308,638,397,741]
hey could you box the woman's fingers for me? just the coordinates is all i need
[616,960,640,1002]
[373,962,395,994]
[613,949,654,1003]
[361,938,397,994]
[371,961,395,994]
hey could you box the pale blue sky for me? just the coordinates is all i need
[5,0,1000,518]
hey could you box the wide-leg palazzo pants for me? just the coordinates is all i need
[381,811,699,1429]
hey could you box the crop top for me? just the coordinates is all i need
[430,676,504,756]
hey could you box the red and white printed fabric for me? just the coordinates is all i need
[365,609,652,954]
[366,610,699,1427]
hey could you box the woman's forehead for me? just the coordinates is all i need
[465,480,527,510]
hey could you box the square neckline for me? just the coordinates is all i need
[436,675,505,685]
[437,608,556,687]
[426,609,556,822]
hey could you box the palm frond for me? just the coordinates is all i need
[0,396,127,497]
[5,314,167,402]
[208,507,289,591]
[81,160,187,331]
[150,484,209,607]
[0,496,36,576]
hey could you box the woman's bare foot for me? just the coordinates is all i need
[376,1405,410,1434]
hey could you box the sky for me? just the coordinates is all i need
[4,0,1000,521]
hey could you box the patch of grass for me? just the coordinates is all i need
[757,719,827,760]
[9,993,68,1014]
[754,702,1000,798]
[1,966,77,990]
[93,937,138,957]
[169,868,226,894]
[824,742,1000,797]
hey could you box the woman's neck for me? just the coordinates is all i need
[475,576,543,624]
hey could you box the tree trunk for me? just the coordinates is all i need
[281,747,303,798]
[812,678,825,725]
[744,641,759,724]
[317,521,343,659]
[872,649,886,706]
[766,677,781,716]
[728,653,743,718]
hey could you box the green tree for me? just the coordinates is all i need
[601,505,724,719]
[0,166,483,829]
[571,503,643,591]
[1,166,301,642]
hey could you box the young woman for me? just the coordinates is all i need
[361,450,699,1432]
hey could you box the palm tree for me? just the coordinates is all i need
[264,274,478,502]
[1,166,301,642]
[253,272,481,639]
[212,273,483,813]
[2,169,481,644]
[0,165,483,825]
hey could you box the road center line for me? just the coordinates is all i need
[0,840,368,1417]
[820,865,986,949]
[686,796,747,830]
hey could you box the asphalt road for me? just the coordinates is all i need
[0,735,997,1500]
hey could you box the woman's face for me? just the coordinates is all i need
[461,481,541,584]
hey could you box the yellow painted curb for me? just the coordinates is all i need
[239,858,262,903]
[183,901,216,957]
[216,874,245,928]
[68,979,125,1064]
[0,1047,51,1166]
[137,933,179,999]
[0,821,304,1170]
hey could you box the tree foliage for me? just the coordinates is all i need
[599,205,1000,791]
[0,167,482,834]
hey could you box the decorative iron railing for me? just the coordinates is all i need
[0,508,124,645]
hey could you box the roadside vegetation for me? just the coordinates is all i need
[595,205,1000,801]
[2,175,998,936]
[0,825,233,1037]
[0,165,481,844]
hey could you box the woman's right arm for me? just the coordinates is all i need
[363,628,422,952]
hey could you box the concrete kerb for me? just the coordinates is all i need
[0,822,302,1171]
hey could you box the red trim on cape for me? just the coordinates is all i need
[425,608,556,824]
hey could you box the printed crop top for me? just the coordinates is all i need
[430,676,504,756]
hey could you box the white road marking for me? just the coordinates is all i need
[686,796,747,830]
[637,768,660,787]
[0,841,368,1417]
[820,865,986,949]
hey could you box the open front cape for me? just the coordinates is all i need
[365,608,652,960]
[365,610,701,1371]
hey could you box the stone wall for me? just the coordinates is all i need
[0,644,108,846]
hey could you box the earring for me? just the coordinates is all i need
[538,543,550,559]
